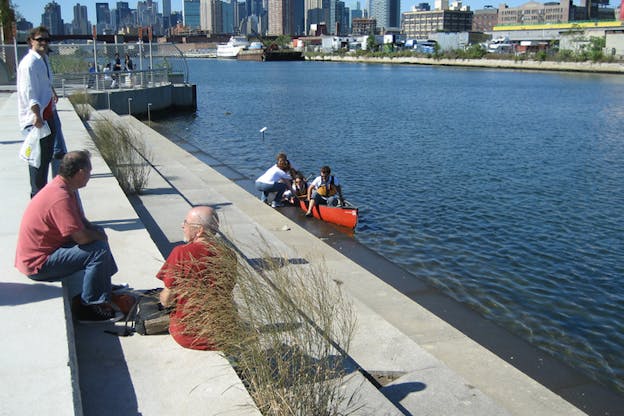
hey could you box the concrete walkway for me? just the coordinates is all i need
[0,92,605,415]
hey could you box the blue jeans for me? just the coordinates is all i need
[28,240,118,304]
[51,109,67,177]
[312,191,339,206]
[255,181,287,203]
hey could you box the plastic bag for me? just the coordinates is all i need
[19,122,51,168]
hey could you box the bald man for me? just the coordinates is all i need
[156,206,226,350]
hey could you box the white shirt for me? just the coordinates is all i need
[17,49,53,130]
[310,175,340,189]
[256,164,291,184]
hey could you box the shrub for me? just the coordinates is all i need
[68,90,93,121]
[91,118,152,194]
[175,234,359,415]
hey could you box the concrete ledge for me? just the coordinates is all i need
[0,94,78,416]
[57,98,261,415]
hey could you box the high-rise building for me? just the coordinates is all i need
[293,0,304,34]
[268,0,295,34]
[368,0,400,30]
[41,1,64,35]
[335,0,347,34]
[137,0,159,27]
[304,0,323,34]
[200,0,223,33]
[222,0,235,33]
[72,3,89,35]
[163,0,172,29]
[95,2,111,33]
[322,0,336,34]
[351,1,362,33]
[114,2,133,30]
[184,0,201,28]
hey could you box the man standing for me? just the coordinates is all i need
[157,206,235,350]
[15,151,122,323]
[17,26,58,198]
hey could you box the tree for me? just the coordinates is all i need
[366,34,377,52]
[0,0,16,42]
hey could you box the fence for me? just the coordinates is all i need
[54,68,170,96]
[0,42,189,92]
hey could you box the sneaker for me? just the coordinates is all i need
[271,201,284,208]
[74,301,124,324]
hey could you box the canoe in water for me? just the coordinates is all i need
[298,199,358,229]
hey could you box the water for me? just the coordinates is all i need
[156,59,624,393]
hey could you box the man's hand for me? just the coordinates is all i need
[31,105,43,128]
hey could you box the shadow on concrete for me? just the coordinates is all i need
[247,257,309,271]
[126,194,175,258]
[381,381,427,400]
[75,324,141,416]
[0,282,62,306]
[141,187,178,196]
[93,218,146,232]
[381,381,427,414]
[90,172,114,179]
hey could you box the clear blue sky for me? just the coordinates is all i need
[15,0,534,27]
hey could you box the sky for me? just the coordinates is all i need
[15,0,529,28]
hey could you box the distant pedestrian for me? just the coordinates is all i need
[124,54,134,71]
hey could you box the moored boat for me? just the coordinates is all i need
[217,36,250,58]
[298,199,358,229]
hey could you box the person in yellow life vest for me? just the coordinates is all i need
[305,165,344,217]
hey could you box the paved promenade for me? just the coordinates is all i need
[0,91,612,415]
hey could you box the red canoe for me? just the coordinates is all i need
[298,199,358,229]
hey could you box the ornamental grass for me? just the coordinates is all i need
[89,118,152,195]
[172,232,360,415]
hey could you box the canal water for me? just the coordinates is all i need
[155,59,624,393]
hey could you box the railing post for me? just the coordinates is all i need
[128,97,133,115]
[148,102,152,127]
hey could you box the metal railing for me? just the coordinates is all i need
[54,68,170,97]
[0,42,189,87]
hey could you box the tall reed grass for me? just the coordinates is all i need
[90,118,152,194]
[172,232,359,415]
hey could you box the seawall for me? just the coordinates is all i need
[306,55,624,74]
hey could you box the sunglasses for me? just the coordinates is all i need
[34,37,51,43]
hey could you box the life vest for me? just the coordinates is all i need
[316,176,337,197]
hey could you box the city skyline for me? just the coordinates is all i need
[14,0,534,29]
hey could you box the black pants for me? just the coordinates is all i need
[28,119,56,198]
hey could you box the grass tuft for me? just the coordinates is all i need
[90,118,152,194]
[172,232,360,415]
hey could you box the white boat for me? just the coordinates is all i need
[216,36,250,58]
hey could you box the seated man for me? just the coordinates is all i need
[15,150,122,323]
[305,165,345,217]
[157,206,236,350]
